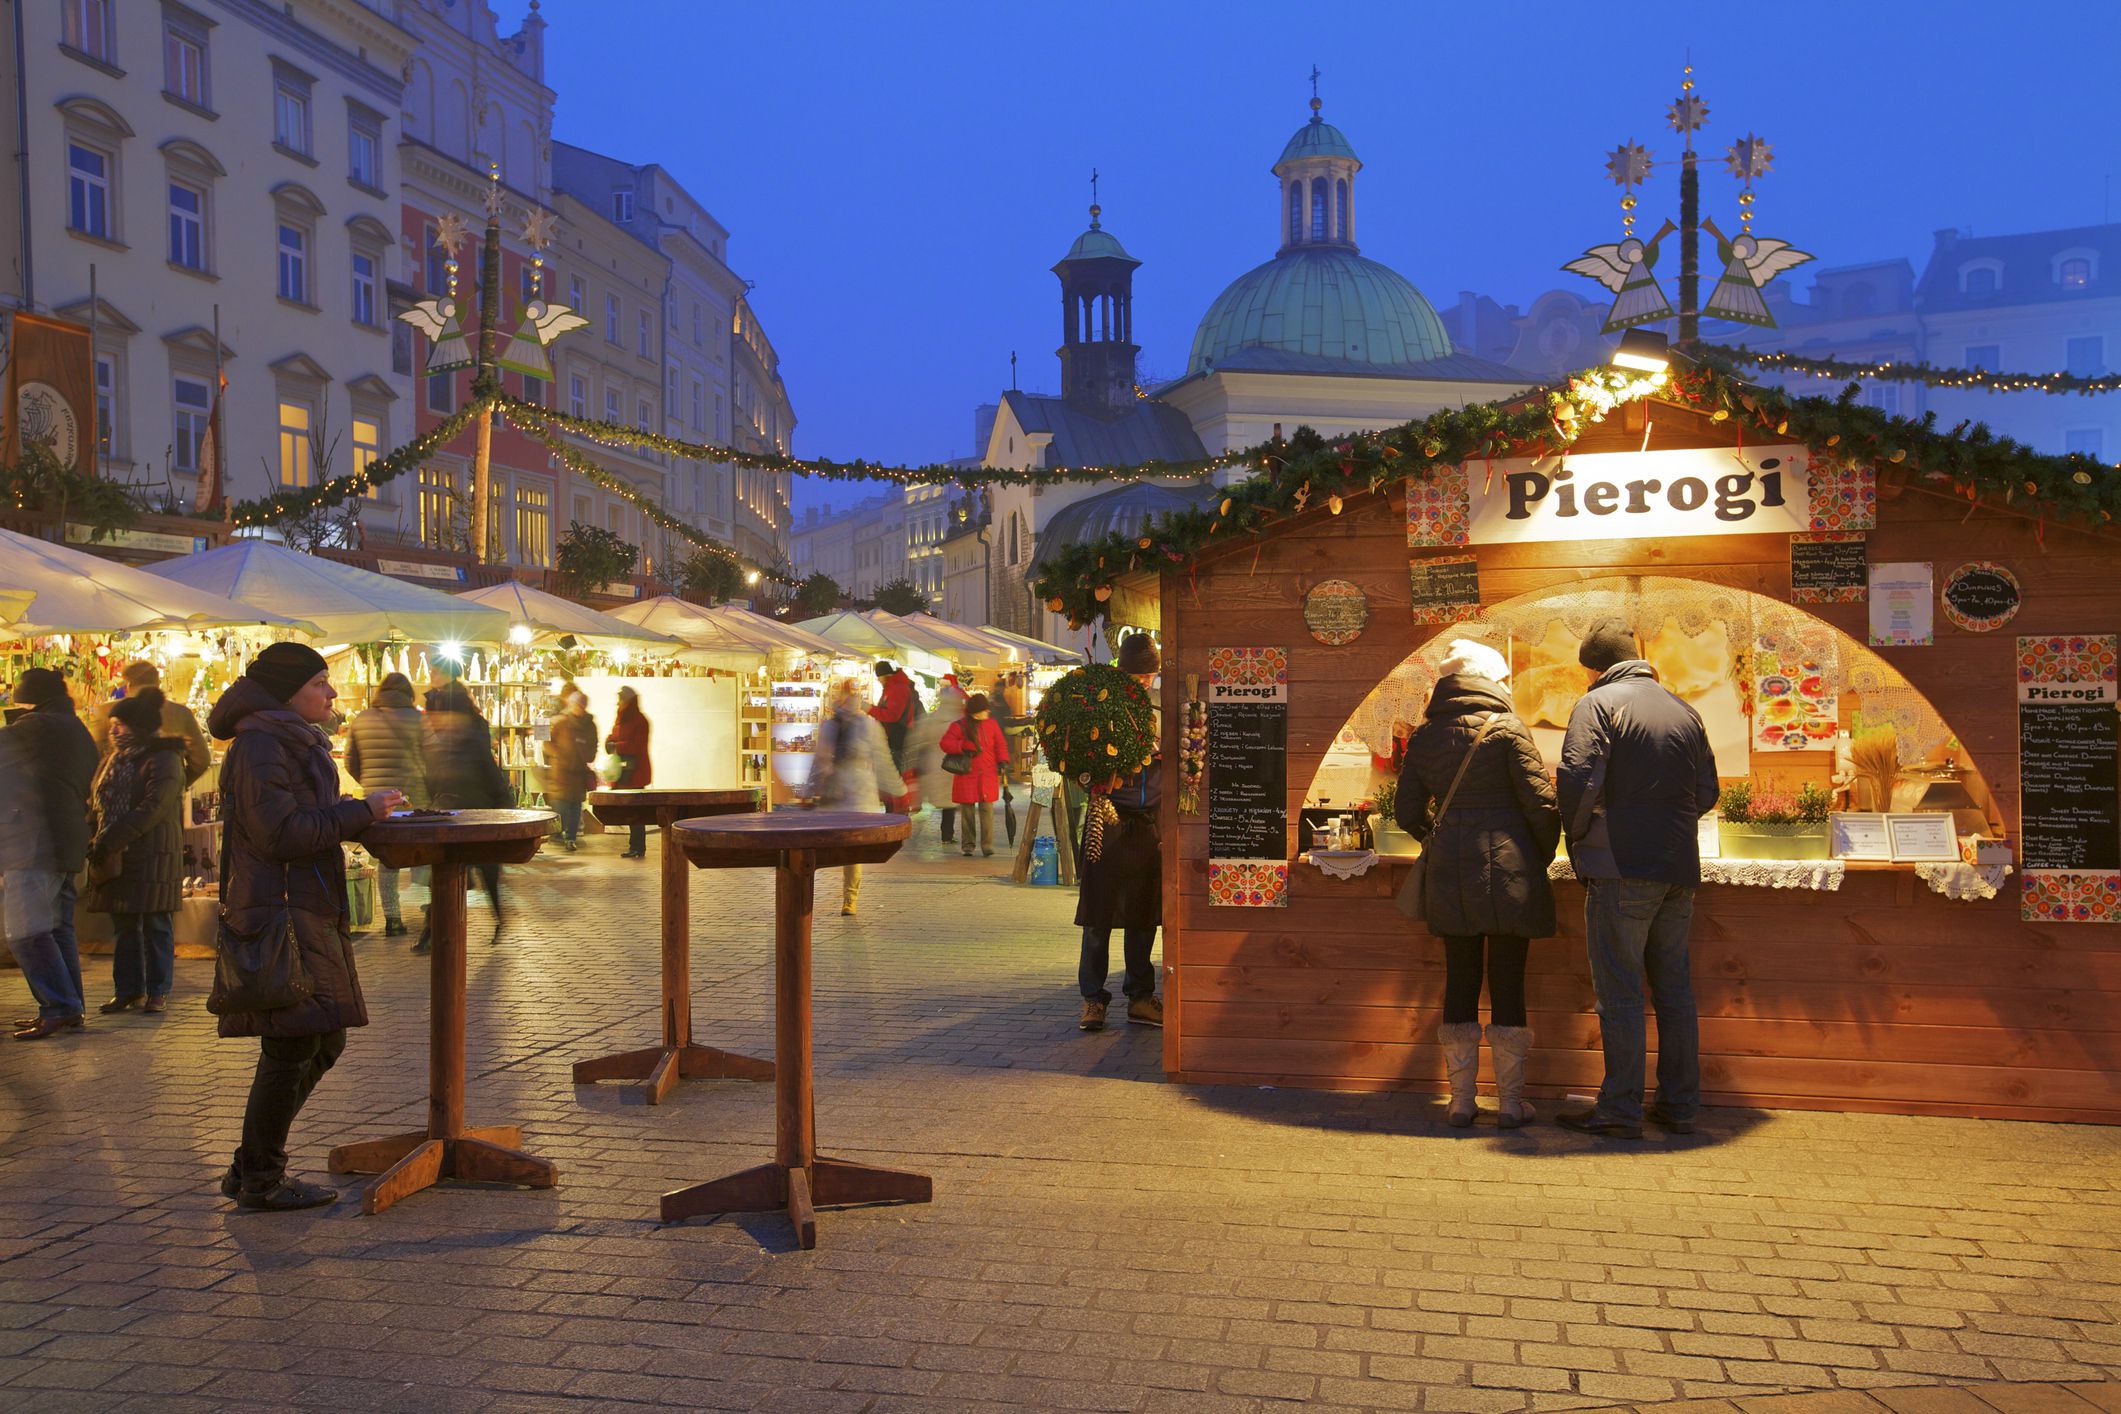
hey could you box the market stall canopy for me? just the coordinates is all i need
[796,610,950,678]
[145,539,506,644]
[0,525,321,637]
[0,586,34,625]
[711,603,842,656]
[874,611,1011,668]
[605,596,841,667]
[973,626,1085,666]
[455,579,680,653]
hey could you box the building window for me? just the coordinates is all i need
[168,182,204,268]
[351,251,377,325]
[164,19,208,107]
[605,387,621,422]
[521,372,546,406]
[1310,177,1328,242]
[423,223,448,294]
[68,144,112,238]
[605,295,620,343]
[569,374,586,418]
[1335,178,1348,241]
[516,485,551,567]
[172,375,210,473]
[2066,430,2104,460]
[273,72,312,155]
[568,275,584,311]
[93,353,118,457]
[1864,383,1899,415]
[1964,344,1999,372]
[2060,257,2093,289]
[276,223,307,302]
[1287,183,1302,245]
[64,0,113,61]
[348,112,380,189]
[276,400,311,486]
[690,378,703,430]
[692,302,703,344]
[638,311,651,358]
[2067,336,2104,378]
[1961,266,1998,297]
[427,367,454,414]
[418,465,453,546]
[391,320,413,375]
[352,415,380,495]
[612,190,633,223]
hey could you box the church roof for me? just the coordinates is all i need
[1057,225,1139,267]
[1028,481,1220,573]
[1188,246,1452,375]
[1190,345,1532,384]
[1278,114,1359,167]
[1000,390,1208,470]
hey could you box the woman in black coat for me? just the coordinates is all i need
[423,679,511,945]
[85,689,187,1014]
[1396,640,1561,1129]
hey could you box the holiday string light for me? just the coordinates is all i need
[1708,345,2121,396]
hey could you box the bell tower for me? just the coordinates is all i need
[1274,70,1363,256]
[1053,171,1142,413]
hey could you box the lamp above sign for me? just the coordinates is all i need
[1466,444,1813,546]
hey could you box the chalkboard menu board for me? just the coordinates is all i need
[1942,561,2021,633]
[2019,704,2120,870]
[1206,648,1290,902]
[1409,554,1480,625]
[1791,534,1867,603]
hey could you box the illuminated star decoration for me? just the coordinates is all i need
[482,177,507,220]
[1724,133,1774,183]
[520,207,558,249]
[432,211,471,256]
[1605,141,1653,189]
[1667,92,1709,138]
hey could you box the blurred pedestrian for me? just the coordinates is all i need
[909,673,966,842]
[3,669,98,1040]
[868,660,921,772]
[91,660,211,785]
[86,689,189,1015]
[939,692,1010,858]
[1075,633,1164,1033]
[812,679,904,916]
[209,642,401,1210]
[345,673,426,936]
[605,685,652,858]
[424,679,512,945]
[543,690,597,850]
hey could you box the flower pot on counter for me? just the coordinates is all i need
[1717,820,1832,861]
[1373,820,1420,859]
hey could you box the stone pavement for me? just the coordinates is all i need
[1,817,2117,1412]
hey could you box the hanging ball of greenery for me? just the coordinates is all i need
[1035,663,1157,794]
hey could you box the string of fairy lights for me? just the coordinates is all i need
[1706,345,2121,397]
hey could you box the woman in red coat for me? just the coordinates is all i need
[605,686,653,858]
[938,693,1010,858]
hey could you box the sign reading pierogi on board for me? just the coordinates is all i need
[1466,445,1812,546]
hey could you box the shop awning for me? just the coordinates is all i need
[455,580,680,653]
[145,539,507,644]
[976,627,1085,665]
[1,526,321,637]
[796,610,950,678]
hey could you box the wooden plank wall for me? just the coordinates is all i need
[1157,404,2121,1123]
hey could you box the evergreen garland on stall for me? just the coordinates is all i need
[1034,664,1157,794]
[1705,345,2121,396]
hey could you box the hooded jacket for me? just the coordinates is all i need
[0,701,98,874]
[207,678,375,1038]
[1558,660,1721,885]
[1396,674,1561,939]
[345,680,427,806]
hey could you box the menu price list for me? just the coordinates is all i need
[1206,701,1287,861]
[2019,703,2120,871]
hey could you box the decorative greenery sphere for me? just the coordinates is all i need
[1034,664,1157,793]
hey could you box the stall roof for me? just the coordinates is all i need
[455,580,680,652]
[607,596,842,658]
[146,539,508,644]
[866,610,1007,668]
[0,587,33,625]
[976,626,1085,665]
[796,610,950,677]
[1,526,321,637]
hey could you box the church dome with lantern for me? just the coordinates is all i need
[1187,94,1453,376]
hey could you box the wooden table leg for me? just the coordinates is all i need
[429,860,466,1140]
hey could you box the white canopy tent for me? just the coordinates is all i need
[607,595,837,670]
[0,526,319,637]
[146,540,508,644]
[795,610,950,678]
[0,587,35,625]
[712,603,842,656]
[866,610,1007,668]
[455,579,680,654]
[975,626,1084,666]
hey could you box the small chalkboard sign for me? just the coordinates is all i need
[1304,579,1369,646]
[1942,561,2021,633]
[1791,533,1867,603]
[1409,554,1480,624]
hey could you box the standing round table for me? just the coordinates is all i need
[327,808,558,1215]
[660,811,929,1249]
[574,788,773,1103]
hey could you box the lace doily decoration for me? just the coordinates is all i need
[1548,857,1846,891]
[1915,862,2012,902]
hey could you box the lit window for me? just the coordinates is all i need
[277,223,307,302]
[277,401,312,486]
[418,465,453,546]
[351,251,377,325]
[274,78,312,155]
[164,23,208,106]
[65,0,111,60]
[353,416,380,496]
[2060,258,2092,289]
[173,376,211,473]
[516,485,551,567]
[68,143,110,238]
[168,182,204,269]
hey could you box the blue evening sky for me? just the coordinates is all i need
[536,0,2121,515]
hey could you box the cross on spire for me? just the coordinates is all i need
[1309,64,1322,116]
[1089,167,1100,228]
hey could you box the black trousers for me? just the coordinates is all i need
[1438,934,1530,1026]
[1079,926,1157,1003]
[237,1029,347,1182]
[628,822,647,854]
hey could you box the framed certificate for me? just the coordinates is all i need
[1885,812,1960,862]
[1831,812,1892,860]
[1698,813,1721,860]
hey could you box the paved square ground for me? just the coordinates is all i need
[2,820,2117,1411]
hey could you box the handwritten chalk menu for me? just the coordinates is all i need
[1304,579,1369,646]
[1942,561,2021,633]
[1791,533,1867,603]
[2017,635,2121,923]
[1409,554,1481,625]
[1206,647,1290,908]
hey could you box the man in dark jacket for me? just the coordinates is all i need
[1556,618,1721,1138]
[867,661,921,772]
[4,669,100,1039]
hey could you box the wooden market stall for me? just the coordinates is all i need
[1132,393,2121,1125]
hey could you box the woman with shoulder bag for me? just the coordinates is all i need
[84,689,188,1015]
[208,643,402,1210]
[1396,640,1561,1128]
[938,693,1009,857]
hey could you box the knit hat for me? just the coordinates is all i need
[110,687,165,735]
[120,660,161,688]
[13,667,69,709]
[874,660,896,679]
[1115,633,1160,676]
[1578,618,1639,672]
[965,692,991,716]
[246,642,330,704]
[1438,639,1510,685]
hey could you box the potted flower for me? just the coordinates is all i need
[1369,779,1416,856]
[1718,780,1833,860]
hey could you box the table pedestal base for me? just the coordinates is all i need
[329,1126,558,1215]
[660,1156,931,1249]
[572,1043,775,1104]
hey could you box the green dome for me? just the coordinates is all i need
[1277,115,1359,167]
[1057,224,1139,266]
[1187,247,1451,375]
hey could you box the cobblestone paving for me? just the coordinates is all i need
[2,821,2117,1412]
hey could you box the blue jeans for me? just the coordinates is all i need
[1583,878,1701,1124]
[9,873,84,1019]
[111,911,177,1000]
[1079,926,1157,1003]
[554,799,583,843]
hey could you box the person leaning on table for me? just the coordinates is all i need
[208,643,402,1211]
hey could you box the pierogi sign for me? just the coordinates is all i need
[1466,444,1812,545]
